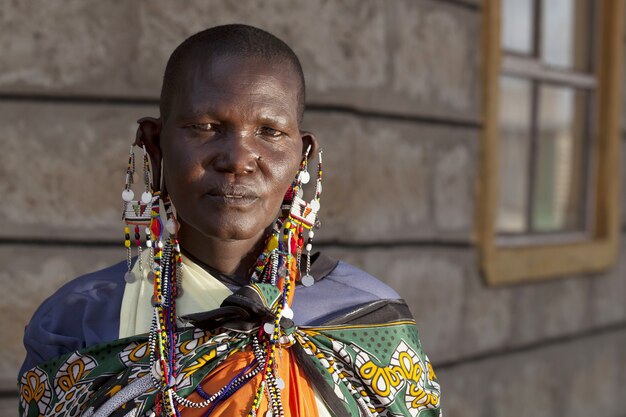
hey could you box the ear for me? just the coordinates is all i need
[136,117,163,192]
[300,131,319,160]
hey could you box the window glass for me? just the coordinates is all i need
[541,0,592,71]
[502,0,534,54]
[531,84,589,231]
[496,76,533,233]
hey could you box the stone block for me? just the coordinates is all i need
[1,1,481,120]
[0,245,123,391]
[432,132,478,239]
[0,397,18,417]
[588,239,626,326]
[437,329,626,417]
[0,0,138,96]
[322,243,626,364]
[385,0,482,121]
[134,0,388,101]
[302,112,477,243]
[0,102,156,240]
[501,272,592,347]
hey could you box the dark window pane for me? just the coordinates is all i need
[496,76,533,233]
[541,0,592,71]
[532,84,589,232]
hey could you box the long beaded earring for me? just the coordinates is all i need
[122,144,156,283]
[288,147,323,287]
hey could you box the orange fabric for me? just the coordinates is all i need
[179,346,320,417]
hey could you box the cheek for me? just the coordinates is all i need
[161,146,203,202]
[267,156,301,201]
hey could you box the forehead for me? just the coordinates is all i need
[169,54,300,122]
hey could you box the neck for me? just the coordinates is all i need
[177,222,268,285]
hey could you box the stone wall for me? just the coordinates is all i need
[2,1,625,416]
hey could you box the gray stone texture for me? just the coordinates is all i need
[0,397,18,417]
[303,112,478,243]
[0,0,481,121]
[437,328,626,417]
[324,242,626,364]
[0,102,156,240]
[0,245,124,391]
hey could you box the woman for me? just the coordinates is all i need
[20,24,441,417]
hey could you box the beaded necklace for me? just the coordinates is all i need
[147,149,322,417]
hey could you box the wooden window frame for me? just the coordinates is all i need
[476,0,624,285]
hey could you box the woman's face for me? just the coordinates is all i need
[158,55,312,241]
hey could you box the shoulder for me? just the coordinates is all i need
[291,256,401,325]
[323,260,401,300]
[20,260,126,375]
[32,260,127,318]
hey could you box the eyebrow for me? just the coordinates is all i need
[175,105,294,127]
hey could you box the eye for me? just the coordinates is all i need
[257,126,285,138]
[190,123,217,132]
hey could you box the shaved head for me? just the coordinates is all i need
[160,24,306,123]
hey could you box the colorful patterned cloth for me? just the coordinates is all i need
[19,285,441,417]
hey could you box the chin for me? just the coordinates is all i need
[199,216,271,241]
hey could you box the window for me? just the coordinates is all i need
[477,0,623,285]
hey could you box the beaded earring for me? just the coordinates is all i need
[286,146,323,287]
[122,144,157,283]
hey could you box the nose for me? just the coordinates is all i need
[212,130,258,175]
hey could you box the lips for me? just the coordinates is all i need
[205,184,259,207]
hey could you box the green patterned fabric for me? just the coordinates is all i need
[19,294,441,417]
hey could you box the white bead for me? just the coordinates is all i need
[317,183,322,193]
[145,227,151,235]
[301,274,314,287]
[166,218,177,234]
[157,241,164,249]
[275,377,285,390]
[263,322,275,334]
[282,305,294,320]
[305,243,313,252]
[141,191,152,204]
[124,271,136,283]
[122,189,134,202]
[300,170,310,184]
[146,240,152,248]
[308,230,315,238]
[296,187,304,198]
[310,199,320,211]
[151,361,163,380]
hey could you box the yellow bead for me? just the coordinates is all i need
[267,235,279,251]
[124,240,131,248]
[124,226,130,233]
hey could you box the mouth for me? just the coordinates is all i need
[205,185,259,207]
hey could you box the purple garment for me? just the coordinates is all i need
[20,254,400,377]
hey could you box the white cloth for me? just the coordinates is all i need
[119,249,232,338]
